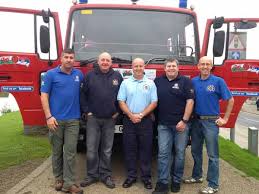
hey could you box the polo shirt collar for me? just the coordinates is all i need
[130,75,147,82]
[56,65,75,74]
[164,73,181,81]
[94,66,114,75]
[198,74,212,81]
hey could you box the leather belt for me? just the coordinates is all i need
[197,115,219,120]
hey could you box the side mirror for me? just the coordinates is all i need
[41,9,51,23]
[234,21,257,29]
[40,25,50,53]
[213,17,224,29]
[213,31,225,57]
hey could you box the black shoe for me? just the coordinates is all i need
[80,177,98,187]
[122,178,136,188]
[152,182,168,194]
[101,176,115,189]
[171,182,180,193]
[143,179,152,189]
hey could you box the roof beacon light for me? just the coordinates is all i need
[131,0,138,5]
[179,0,187,8]
[79,0,88,4]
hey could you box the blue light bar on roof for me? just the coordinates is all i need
[79,0,88,3]
[179,0,187,8]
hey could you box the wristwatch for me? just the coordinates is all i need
[139,113,144,118]
[182,119,188,124]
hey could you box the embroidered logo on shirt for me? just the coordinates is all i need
[74,76,80,82]
[207,85,215,92]
[112,79,119,86]
[172,83,179,89]
[143,84,150,91]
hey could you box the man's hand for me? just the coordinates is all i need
[129,113,142,123]
[47,117,58,132]
[112,112,119,120]
[82,112,93,120]
[176,120,186,132]
[215,117,228,126]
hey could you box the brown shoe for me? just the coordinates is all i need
[65,184,84,194]
[55,180,64,191]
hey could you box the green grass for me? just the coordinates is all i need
[219,136,259,180]
[0,111,51,170]
[0,92,9,97]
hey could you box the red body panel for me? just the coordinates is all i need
[1,5,258,130]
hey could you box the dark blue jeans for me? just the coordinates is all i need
[157,124,189,184]
[191,119,219,189]
[86,115,115,180]
[123,116,153,181]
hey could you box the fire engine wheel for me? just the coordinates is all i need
[77,141,86,153]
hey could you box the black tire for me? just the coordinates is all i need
[77,119,86,153]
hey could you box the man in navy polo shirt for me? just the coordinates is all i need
[117,58,157,190]
[152,58,194,194]
[80,52,123,189]
[183,56,234,194]
[41,48,84,194]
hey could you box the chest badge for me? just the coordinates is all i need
[172,83,179,89]
[74,75,80,82]
[143,84,150,91]
[207,85,215,92]
[112,79,119,86]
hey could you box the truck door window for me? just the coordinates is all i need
[36,15,58,60]
[0,12,34,53]
[227,22,259,60]
[207,23,228,65]
[207,21,259,63]
[0,11,58,61]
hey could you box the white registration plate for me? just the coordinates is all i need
[115,125,123,133]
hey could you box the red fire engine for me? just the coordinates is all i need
[0,1,259,149]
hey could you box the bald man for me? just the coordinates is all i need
[80,52,123,189]
[184,56,234,194]
[118,58,158,189]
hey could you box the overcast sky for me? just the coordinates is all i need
[1,0,258,38]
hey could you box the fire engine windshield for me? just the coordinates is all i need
[68,8,198,64]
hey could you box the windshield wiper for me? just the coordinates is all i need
[145,57,167,65]
[112,57,132,64]
[177,57,196,64]
[80,57,132,66]
[80,57,97,66]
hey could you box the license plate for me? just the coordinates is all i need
[115,125,123,133]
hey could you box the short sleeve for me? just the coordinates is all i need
[117,80,127,101]
[40,71,52,94]
[219,78,232,100]
[184,78,195,100]
[150,81,158,102]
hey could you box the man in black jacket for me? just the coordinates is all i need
[80,52,123,189]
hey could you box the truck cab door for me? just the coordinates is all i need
[201,18,259,128]
[0,7,63,130]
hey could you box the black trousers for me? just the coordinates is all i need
[123,116,153,181]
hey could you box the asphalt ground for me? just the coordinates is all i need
[7,143,259,194]
[7,102,259,194]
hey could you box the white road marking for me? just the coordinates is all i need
[244,117,259,123]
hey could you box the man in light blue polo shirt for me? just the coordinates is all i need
[41,48,84,194]
[118,58,157,190]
